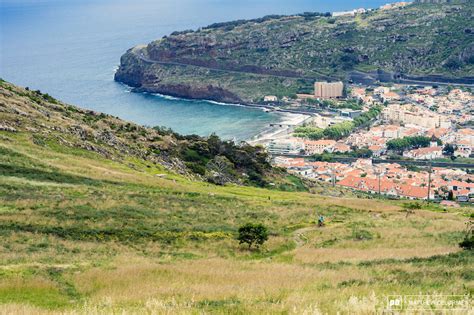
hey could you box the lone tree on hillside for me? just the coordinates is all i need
[237,223,268,250]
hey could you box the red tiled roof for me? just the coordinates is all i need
[338,175,432,199]
[304,140,336,146]
[458,129,474,136]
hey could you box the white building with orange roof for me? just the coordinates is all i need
[361,95,376,105]
[288,166,313,177]
[455,140,472,158]
[353,158,373,168]
[383,125,403,138]
[374,87,390,95]
[273,156,305,167]
[381,91,401,103]
[333,142,351,153]
[398,184,433,200]
[403,146,443,160]
[415,87,437,96]
[351,88,366,98]
[369,125,402,139]
[368,145,385,157]
[426,127,452,143]
[401,127,424,137]
[303,140,336,155]
[456,129,474,143]
[380,2,410,10]
[447,181,474,194]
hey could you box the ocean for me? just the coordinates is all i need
[0,0,390,140]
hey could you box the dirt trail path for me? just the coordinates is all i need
[131,46,335,81]
[292,223,344,247]
[292,226,318,247]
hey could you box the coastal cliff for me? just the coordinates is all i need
[115,0,474,103]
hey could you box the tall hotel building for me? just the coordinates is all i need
[314,81,344,99]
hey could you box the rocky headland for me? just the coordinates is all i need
[115,0,473,103]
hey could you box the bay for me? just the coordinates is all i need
[1,0,389,140]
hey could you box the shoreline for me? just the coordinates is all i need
[247,112,311,145]
[129,87,314,144]
[129,85,319,116]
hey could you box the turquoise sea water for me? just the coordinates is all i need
[0,0,390,140]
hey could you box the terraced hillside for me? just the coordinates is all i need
[0,81,472,314]
[116,0,474,103]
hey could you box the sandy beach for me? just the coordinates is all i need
[247,111,311,145]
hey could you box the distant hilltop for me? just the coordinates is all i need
[115,0,474,104]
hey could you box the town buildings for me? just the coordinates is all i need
[267,139,304,155]
[382,104,451,129]
[275,157,473,202]
[403,146,443,160]
[304,140,336,155]
[265,83,473,202]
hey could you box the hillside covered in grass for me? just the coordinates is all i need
[0,81,472,314]
[116,0,474,103]
[0,79,310,190]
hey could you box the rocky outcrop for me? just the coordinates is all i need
[114,48,147,88]
[115,47,245,103]
[136,83,243,104]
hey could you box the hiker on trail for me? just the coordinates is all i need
[318,215,325,227]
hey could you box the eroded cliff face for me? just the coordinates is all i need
[114,48,148,88]
[135,84,243,104]
[115,47,245,103]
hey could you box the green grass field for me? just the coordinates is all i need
[0,130,472,314]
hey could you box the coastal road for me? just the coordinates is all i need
[132,47,334,81]
[397,78,474,88]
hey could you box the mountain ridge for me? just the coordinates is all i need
[115,0,474,103]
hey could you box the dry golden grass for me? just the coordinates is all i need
[69,255,371,311]
[293,246,458,264]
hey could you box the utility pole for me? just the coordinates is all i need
[374,167,382,199]
[330,166,336,188]
[378,172,382,198]
[427,162,432,202]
